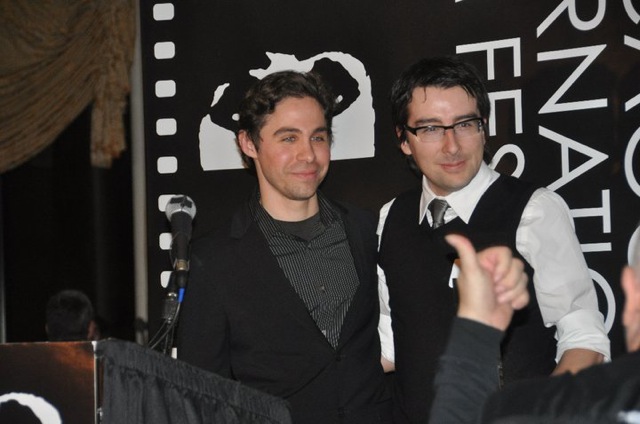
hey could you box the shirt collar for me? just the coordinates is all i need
[419,162,499,224]
[250,189,338,238]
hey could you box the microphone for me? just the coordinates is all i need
[165,195,197,290]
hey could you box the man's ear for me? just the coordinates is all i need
[482,118,488,145]
[622,265,640,351]
[395,126,407,144]
[396,127,413,156]
[400,138,412,156]
[622,266,640,325]
[238,131,258,158]
[87,320,98,341]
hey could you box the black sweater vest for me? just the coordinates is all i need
[379,175,557,423]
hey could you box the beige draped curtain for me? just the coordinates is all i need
[0,0,135,173]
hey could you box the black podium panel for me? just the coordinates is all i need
[0,340,291,424]
[0,341,96,423]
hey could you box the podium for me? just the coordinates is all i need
[0,339,292,424]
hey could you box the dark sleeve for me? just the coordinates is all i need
[176,238,232,378]
[429,318,503,424]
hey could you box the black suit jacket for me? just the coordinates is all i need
[177,195,391,424]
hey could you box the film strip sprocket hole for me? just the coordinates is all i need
[151,2,177,289]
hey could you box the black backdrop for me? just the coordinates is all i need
[1,107,135,342]
[139,0,640,357]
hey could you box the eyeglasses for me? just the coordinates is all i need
[404,117,484,143]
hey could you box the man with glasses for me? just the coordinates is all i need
[377,56,610,423]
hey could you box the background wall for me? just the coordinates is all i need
[139,1,640,356]
[1,108,136,342]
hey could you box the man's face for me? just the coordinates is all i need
[240,96,331,214]
[400,86,486,196]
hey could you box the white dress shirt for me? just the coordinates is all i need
[377,162,610,363]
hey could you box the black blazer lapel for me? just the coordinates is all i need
[232,211,327,339]
[334,204,377,348]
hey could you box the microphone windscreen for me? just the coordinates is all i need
[165,195,197,220]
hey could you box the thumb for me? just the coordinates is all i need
[445,234,479,271]
[446,233,497,326]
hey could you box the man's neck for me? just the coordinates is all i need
[259,193,320,222]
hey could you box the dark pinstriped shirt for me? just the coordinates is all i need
[250,192,360,349]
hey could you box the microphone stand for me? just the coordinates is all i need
[148,268,188,355]
[150,194,196,356]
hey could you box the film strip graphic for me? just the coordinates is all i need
[148,2,178,291]
[142,1,379,294]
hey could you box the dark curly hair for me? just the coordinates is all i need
[236,70,336,169]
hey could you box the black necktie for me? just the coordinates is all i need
[429,199,449,229]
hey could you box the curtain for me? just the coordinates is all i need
[97,340,292,424]
[0,0,135,173]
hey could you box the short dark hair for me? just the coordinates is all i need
[390,56,491,144]
[236,70,336,169]
[45,290,94,341]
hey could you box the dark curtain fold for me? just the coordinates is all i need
[97,340,292,424]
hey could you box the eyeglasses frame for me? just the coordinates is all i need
[403,117,484,142]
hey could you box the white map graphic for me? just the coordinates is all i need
[0,393,62,424]
[199,51,375,171]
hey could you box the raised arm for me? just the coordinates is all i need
[429,235,529,424]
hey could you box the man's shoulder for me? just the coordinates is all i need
[384,188,422,209]
[479,174,542,209]
[192,204,254,251]
[483,352,640,423]
[380,188,421,221]
[191,221,234,256]
[493,173,541,192]
[326,197,376,223]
